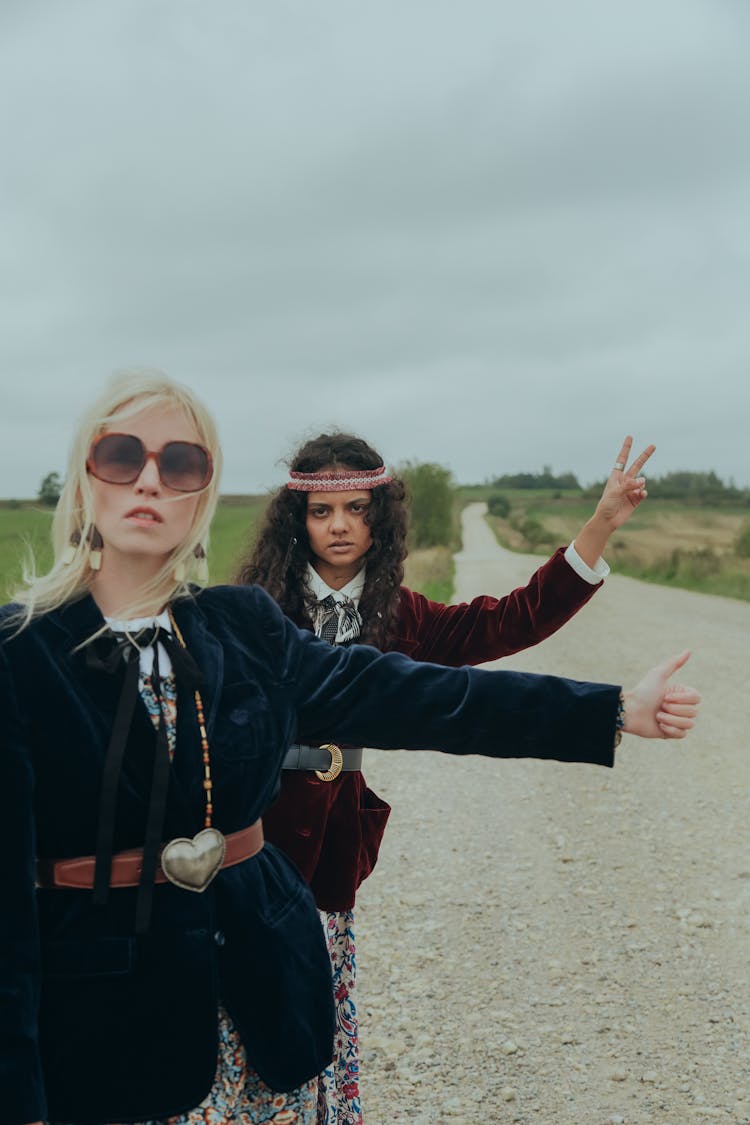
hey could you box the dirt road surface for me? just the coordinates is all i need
[357,502,750,1124]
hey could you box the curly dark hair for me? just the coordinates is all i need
[234,433,407,649]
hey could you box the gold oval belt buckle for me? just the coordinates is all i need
[315,743,343,782]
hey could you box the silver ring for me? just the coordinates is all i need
[612,461,625,471]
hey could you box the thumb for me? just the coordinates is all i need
[659,649,691,679]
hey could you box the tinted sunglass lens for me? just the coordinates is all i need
[160,442,210,491]
[93,434,145,483]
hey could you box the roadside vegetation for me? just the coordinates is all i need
[3,465,746,605]
[0,476,459,603]
[460,470,750,603]
[399,462,460,601]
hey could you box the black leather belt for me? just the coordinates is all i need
[282,743,363,781]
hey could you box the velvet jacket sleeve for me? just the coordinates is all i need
[0,641,46,1124]
[253,587,620,768]
[393,546,601,666]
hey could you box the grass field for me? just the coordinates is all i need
[403,546,455,602]
[0,497,455,604]
[0,498,268,599]
[5,490,747,604]
[0,507,56,599]
[461,486,750,602]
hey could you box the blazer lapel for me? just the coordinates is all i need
[51,594,201,835]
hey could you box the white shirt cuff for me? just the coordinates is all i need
[564,541,610,585]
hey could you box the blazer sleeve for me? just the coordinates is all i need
[398,547,600,667]
[253,587,621,769]
[0,643,47,1123]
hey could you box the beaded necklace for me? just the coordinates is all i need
[168,609,214,829]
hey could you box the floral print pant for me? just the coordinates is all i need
[316,911,361,1125]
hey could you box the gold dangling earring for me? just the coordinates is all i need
[61,529,82,566]
[87,526,103,572]
[193,543,209,583]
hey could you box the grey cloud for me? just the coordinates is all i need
[0,0,748,497]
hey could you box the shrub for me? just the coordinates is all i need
[519,517,554,548]
[487,493,511,518]
[399,461,454,548]
[735,522,750,558]
[664,548,722,581]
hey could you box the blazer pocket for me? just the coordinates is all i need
[357,786,391,886]
[212,682,280,763]
[43,936,134,978]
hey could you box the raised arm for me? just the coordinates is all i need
[395,437,655,668]
[573,435,654,569]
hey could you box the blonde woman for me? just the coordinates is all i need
[0,370,699,1125]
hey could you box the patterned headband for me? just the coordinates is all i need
[287,465,393,492]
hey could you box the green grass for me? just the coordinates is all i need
[0,507,55,600]
[0,494,460,605]
[6,489,746,605]
[403,546,455,602]
[0,498,268,598]
[206,497,267,583]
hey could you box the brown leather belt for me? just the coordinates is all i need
[36,821,264,890]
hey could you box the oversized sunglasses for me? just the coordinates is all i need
[87,432,213,493]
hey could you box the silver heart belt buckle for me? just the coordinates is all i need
[160,828,227,892]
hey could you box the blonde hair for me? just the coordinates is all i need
[11,369,223,628]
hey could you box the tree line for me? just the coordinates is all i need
[488,466,749,505]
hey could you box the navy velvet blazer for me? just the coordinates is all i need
[263,546,600,910]
[0,585,619,1124]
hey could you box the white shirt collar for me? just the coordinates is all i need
[104,610,173,677]
[305,562,366,607]
[105,609,172,634]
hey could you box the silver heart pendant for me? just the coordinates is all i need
[160,828,226,892]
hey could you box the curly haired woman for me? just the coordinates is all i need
[235,430,657,1125]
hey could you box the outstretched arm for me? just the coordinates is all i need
[573,435,655,569]
[252,586,700,765]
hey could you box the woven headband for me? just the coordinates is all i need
[287,465,393,492]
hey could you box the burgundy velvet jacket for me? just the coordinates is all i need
[262,546,601,910]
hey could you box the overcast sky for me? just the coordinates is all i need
[1,0,748,498]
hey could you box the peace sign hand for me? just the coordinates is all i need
[594,435,655,530]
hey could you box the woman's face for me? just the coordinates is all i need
[305,479,373,586]
[88,403,204,571]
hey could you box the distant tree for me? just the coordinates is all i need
[399,461,454,547]
[647,471,740,502]
[583,470,749,505]
[492,467,580,490]
[38,471,63,506]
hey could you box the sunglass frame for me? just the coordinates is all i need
[87,432,214,493]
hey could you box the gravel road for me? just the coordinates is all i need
[356,502,750,1124]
